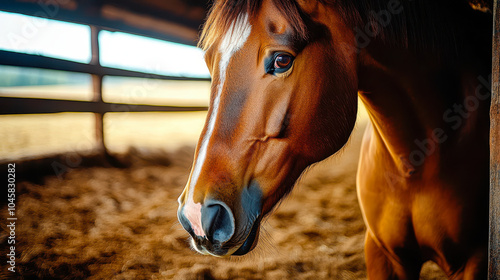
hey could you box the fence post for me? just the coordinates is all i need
[490,0,500,279]
[90,25,106,153]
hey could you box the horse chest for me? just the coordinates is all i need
[357,121,489,273]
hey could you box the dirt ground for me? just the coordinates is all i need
[1,121,448,279]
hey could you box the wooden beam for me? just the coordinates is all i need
[0,0,203,46]
[90,25,106,153]
[490,0,500,279]
[0,50,211,82]
[0,97,208,115]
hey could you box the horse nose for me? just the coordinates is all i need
[202,201,235,244]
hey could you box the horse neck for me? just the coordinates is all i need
[356,16,491,175]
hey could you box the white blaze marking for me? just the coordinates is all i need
[183,14,252,237]
[185,202,204,237]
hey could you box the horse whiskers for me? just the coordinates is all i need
[259,223,280,256]
[169,220,186,232]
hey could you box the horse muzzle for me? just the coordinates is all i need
[177,202,261,257]
[177,183,263,257]
[177,182,263,257]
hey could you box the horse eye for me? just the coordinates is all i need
[274,54,293,69]
[265,52,295,75]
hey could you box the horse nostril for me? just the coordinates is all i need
[201,202,235,244]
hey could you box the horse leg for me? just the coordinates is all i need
[462,250,487,280]
[447,248,488,280]
[365,232,421,280]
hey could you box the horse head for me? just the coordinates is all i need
[178,0,358,256]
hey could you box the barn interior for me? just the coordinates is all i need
[0,0,456,279]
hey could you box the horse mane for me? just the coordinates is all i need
[199,0,492,55]
[339,0,491,53]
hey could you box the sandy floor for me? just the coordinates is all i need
[0,120,448,279]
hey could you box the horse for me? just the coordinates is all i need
[177,0,492,278]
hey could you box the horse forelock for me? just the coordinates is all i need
[198,0,308,52]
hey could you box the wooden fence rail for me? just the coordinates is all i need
[0,97,208,115]
[0,25,209,155]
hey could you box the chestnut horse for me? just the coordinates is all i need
[177,0,491,278]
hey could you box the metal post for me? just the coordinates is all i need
[490,0,500,279]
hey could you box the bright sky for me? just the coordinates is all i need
[0,11,91,62]
[0,11,210,78]
[99,31,209,78]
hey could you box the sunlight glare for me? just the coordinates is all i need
[0,11,91,63]
[99,31,210,78]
